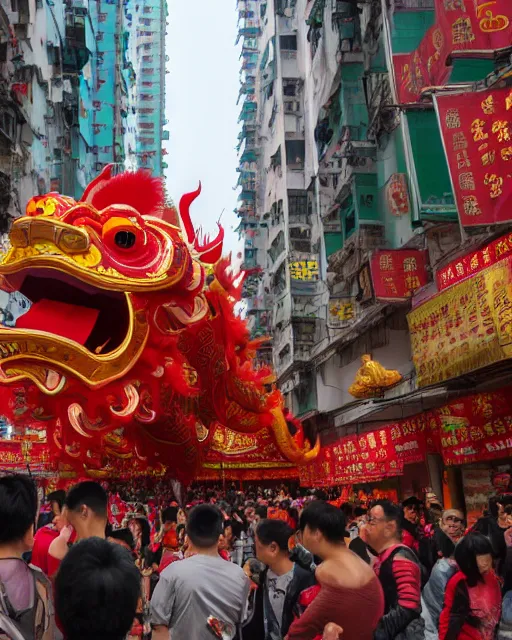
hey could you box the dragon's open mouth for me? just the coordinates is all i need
[5,268,130,355]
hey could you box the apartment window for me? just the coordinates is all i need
[283,79,298,96]
[290,227,311,253]
[268,231,285,263]
[286,140,305,167]
[288,190,308,217]
[293,320,316,344]
[280,35,297,51]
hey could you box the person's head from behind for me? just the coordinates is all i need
[64,481,108,539]
[299,500,346,558]
[433,527,456,559]
[108,528,135,553]
[47,489,67,531]
[254,505,267,524]
[505,504,512,528]
[0,474,38,555]
[365,500,402,553]
[354,506,367,522]
[454,532,494,587]
[255,519,293,568]
[56,537,140,640]
[161,506,178,532]
[186,504,223,551]
[340,502,354,523]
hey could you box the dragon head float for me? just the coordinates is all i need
[0,166,319,480]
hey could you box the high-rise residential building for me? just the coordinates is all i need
[238,0,512,497]
[0,0,168,233]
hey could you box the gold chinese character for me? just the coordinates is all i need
[452,17,475,44]
[444,0,465,8]
[403,257,417,272]
[456,149,471,169]
[478,143,489,152]
[492,120,511,142]
[471,119,488,142]
[452,132,468,150]
[481,150,495,166]
[506,91,512,111]
[455,262,464,276]
[459,172,475,190]
[481,95,494,115]
[470,254,479,270]
[501,146,512,161]
[484,173,504,199]
[379,254,394,271]
[382,277,398,294]
[462,195,481,216]
[483,247,491,264]
[445,109,461,129]
[405,275,421,291]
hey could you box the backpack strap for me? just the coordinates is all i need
[0,575,18,622]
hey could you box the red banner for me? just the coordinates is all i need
[393,26,452,104]
[370,250,428,300]
[436,0,512,55]
[0,441,53,472]
[436,231,512,290]
[437,389,512,466]
[435,84,512,226]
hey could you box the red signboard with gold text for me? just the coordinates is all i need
[370,250,428,301]
[394,1,512,103]
[436,231,512,290]
[436,0,512,55]
[435,84,512,226]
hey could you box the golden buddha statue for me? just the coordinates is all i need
[348,354,402,399]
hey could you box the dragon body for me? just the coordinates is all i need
[0,167,319,480]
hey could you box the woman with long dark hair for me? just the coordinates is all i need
[439,532,502,640]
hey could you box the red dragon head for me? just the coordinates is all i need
[0,167,319,480]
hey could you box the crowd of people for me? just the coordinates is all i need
[0,476,511,640]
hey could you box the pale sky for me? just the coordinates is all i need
[163,1,241,256]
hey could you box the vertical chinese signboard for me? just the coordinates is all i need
[385,174,411,217]
[435,84,512,226]
[370,250,428,301]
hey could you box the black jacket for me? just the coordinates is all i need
[241,563,316,640]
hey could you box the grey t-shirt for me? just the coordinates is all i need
[266,567,294,637]
[150,554,250,640]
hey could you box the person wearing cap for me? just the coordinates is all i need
[401,496,423,554]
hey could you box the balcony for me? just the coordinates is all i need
[62,12,89,71]
[394,0,435,9]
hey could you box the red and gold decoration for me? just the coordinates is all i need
[435,83,512,227]
[0,166,319,480]
[436,231,512,291]
[393,1,512,103]
[300,388,512,487]
[370,250,428,301]
[385,174,411,217]
[408,255,512,387]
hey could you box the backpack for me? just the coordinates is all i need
[0,562,54,640]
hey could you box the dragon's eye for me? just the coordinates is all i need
[102,216,141,252]
[114,230,136,249]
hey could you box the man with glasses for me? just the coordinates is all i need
[365,500,424,640]
[440,509,465,543]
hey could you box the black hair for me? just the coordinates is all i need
[374,500,403,538]
[133,517,151,549]
[354,507,367,518]
[454,532,493,587]
[56,538,140,640]
[0,474,38,544]
[434,527,455,559]
[255,506,268,519]
[109,528,135,551]
[472,515,506,563]
[299,500,346,544]
[340,502,354,519]
[186,504,223,548]
[65,481,107,519]
[229,519,244,541]
[47,490,66,512]
[162,507,178,524]
[256,519,293,552]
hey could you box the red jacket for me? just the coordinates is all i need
[31,526,59,576]
[439,570,502,640]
